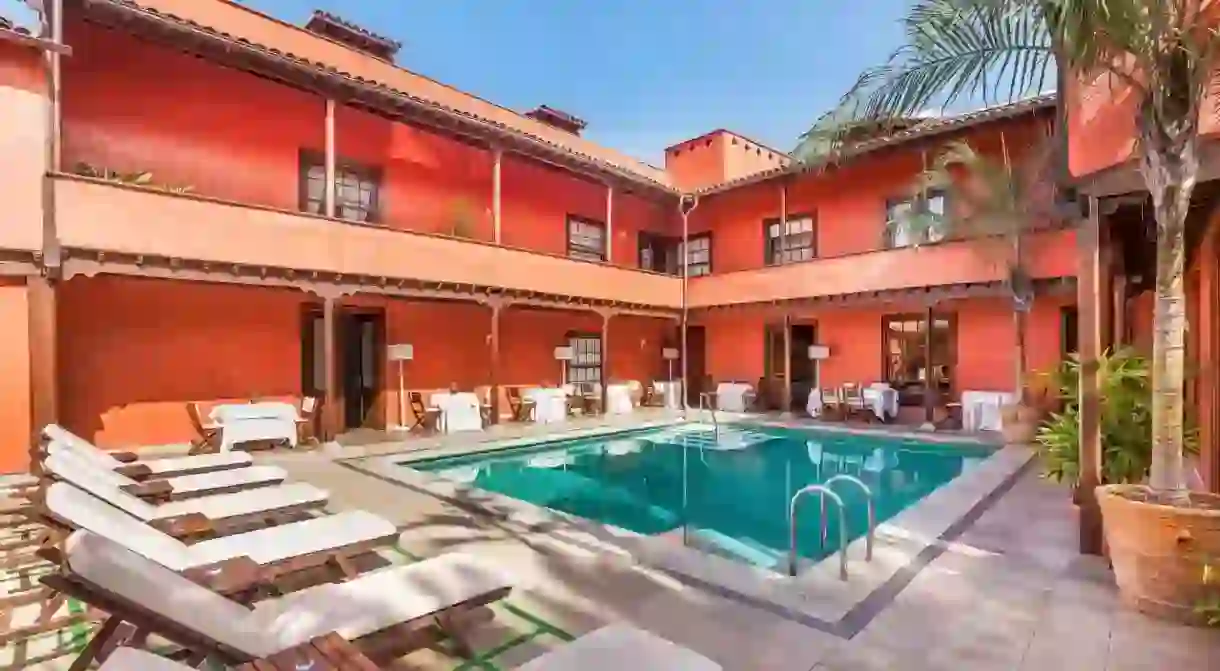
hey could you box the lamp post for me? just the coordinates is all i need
[678,194,699,416]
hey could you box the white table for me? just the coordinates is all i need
[961,390,1016,432]
[654,381,682,409]
[210,402,299,452]
[430,392,484,434]
[714,382,753,412]
[605,384,634,415]
[524,387,567,424]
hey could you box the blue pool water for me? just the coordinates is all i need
[410,423,992,568]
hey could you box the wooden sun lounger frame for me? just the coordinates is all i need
[43,563,510,671]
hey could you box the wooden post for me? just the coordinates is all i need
[324,99,336,218]
[782,314,792,413]
[600,311,611,412]
[605,185,614,261]
[321,296,340,440]
[488,300,503,424]
[779,182,788,264]
[1078,196,1104,555]
[924,305,935,424]
[29,276,58,438]
[492,148,503,244]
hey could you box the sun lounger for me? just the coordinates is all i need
[41,424,253,479]
[43,482,397,592]
[42,450,328,534]
[103,624,721,671]
[518,624,721,671]
[44,440,286,499]
[48,530,513,668]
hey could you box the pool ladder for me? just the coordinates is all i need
[788,475,875,580]
[697,392,720,440]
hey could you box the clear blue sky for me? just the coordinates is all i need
[240,0,910,164]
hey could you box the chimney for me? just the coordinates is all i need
[524,106,587,136]
[304,10,401,61]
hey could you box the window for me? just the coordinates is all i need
[679,234,712,277]
[884,190,947,248]
[639,233,678,275]
[567,216,606,261]
[882,313,956,404]
[567,333,602,386]
[764,214,816,265]
[299,151,381,223]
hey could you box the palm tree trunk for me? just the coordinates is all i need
[1013,233,1028,406]
[1139,113,1197,493]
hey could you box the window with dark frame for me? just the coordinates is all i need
[884,189,947,248]
[680,233,712,277]
[299,151,381,224]
[764,214,816,265]
[567,216,607,262]
[567,333,602,386]
[881,313,956,405]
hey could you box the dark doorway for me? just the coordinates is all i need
[301,306,385,433]
[685,325,707,405]
[790,323,816,411]
[1061,306,1079,360]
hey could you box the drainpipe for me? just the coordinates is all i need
[679,193,699,416]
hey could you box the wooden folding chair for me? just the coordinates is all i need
[407,393,439,433]
[841,383,870,422]
[185,403,219,455]
[507,388,535,422]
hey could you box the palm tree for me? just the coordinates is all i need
[806,0,1220,495]
[895,138,1058,409]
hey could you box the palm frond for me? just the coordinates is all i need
[797,0,1054,158]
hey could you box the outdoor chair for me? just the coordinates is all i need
[408,392,439,433]
[42,425,253,480]
[819,387,844,420]
[297,396,320,445]
[45,530,513,670]
[841,383,870,421]
[185,402,220,455]
[507,387,536,422]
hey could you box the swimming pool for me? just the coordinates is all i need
[409,423,993,570]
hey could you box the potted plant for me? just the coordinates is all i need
[800,0,1220,623]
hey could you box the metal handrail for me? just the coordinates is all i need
[698,391,720,439]
[823,474,875,562]
[789,485,848,580]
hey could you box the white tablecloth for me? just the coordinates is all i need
[211,402,299,452]
[524,388,567,424]
[807,387,897,420]
[605,384,634,415]
[431,392,484,434]
[715,382,753,412]
[961,390,1016,432]
[654,381,682,409]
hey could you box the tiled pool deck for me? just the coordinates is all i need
[5,413,1219,669]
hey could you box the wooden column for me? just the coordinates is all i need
[782,314,792,413]
[492,148,503,244]
[779,182,788,263]
[1198,225,1219,492]
[29,275,58,436]
[1113,274,1128,347]
[324,99,336,218]
[600,311,611,412]
[321,296,340,440]
[1078,196,1104,555]
[924,304,935,424]
[488,299,503,424]
[605,185,614,261]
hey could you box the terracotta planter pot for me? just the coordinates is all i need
[1098,484,1220,625]
[1000,402,1040,444]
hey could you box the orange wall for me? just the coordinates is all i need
[0,41,49,253]
[60,20,674,263]
[665,134,728,191]
[696,295,1072,396]
[0,281,32,473]
[58,275,672,447]
[690,115,1056,274]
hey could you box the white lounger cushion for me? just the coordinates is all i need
[517,624,721,671]
[43,424,251,473]
[99,647,194,671]
[46,440,284,495]
[66,530,512,659]
[44,451,327,522]
[47,482,396,572]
